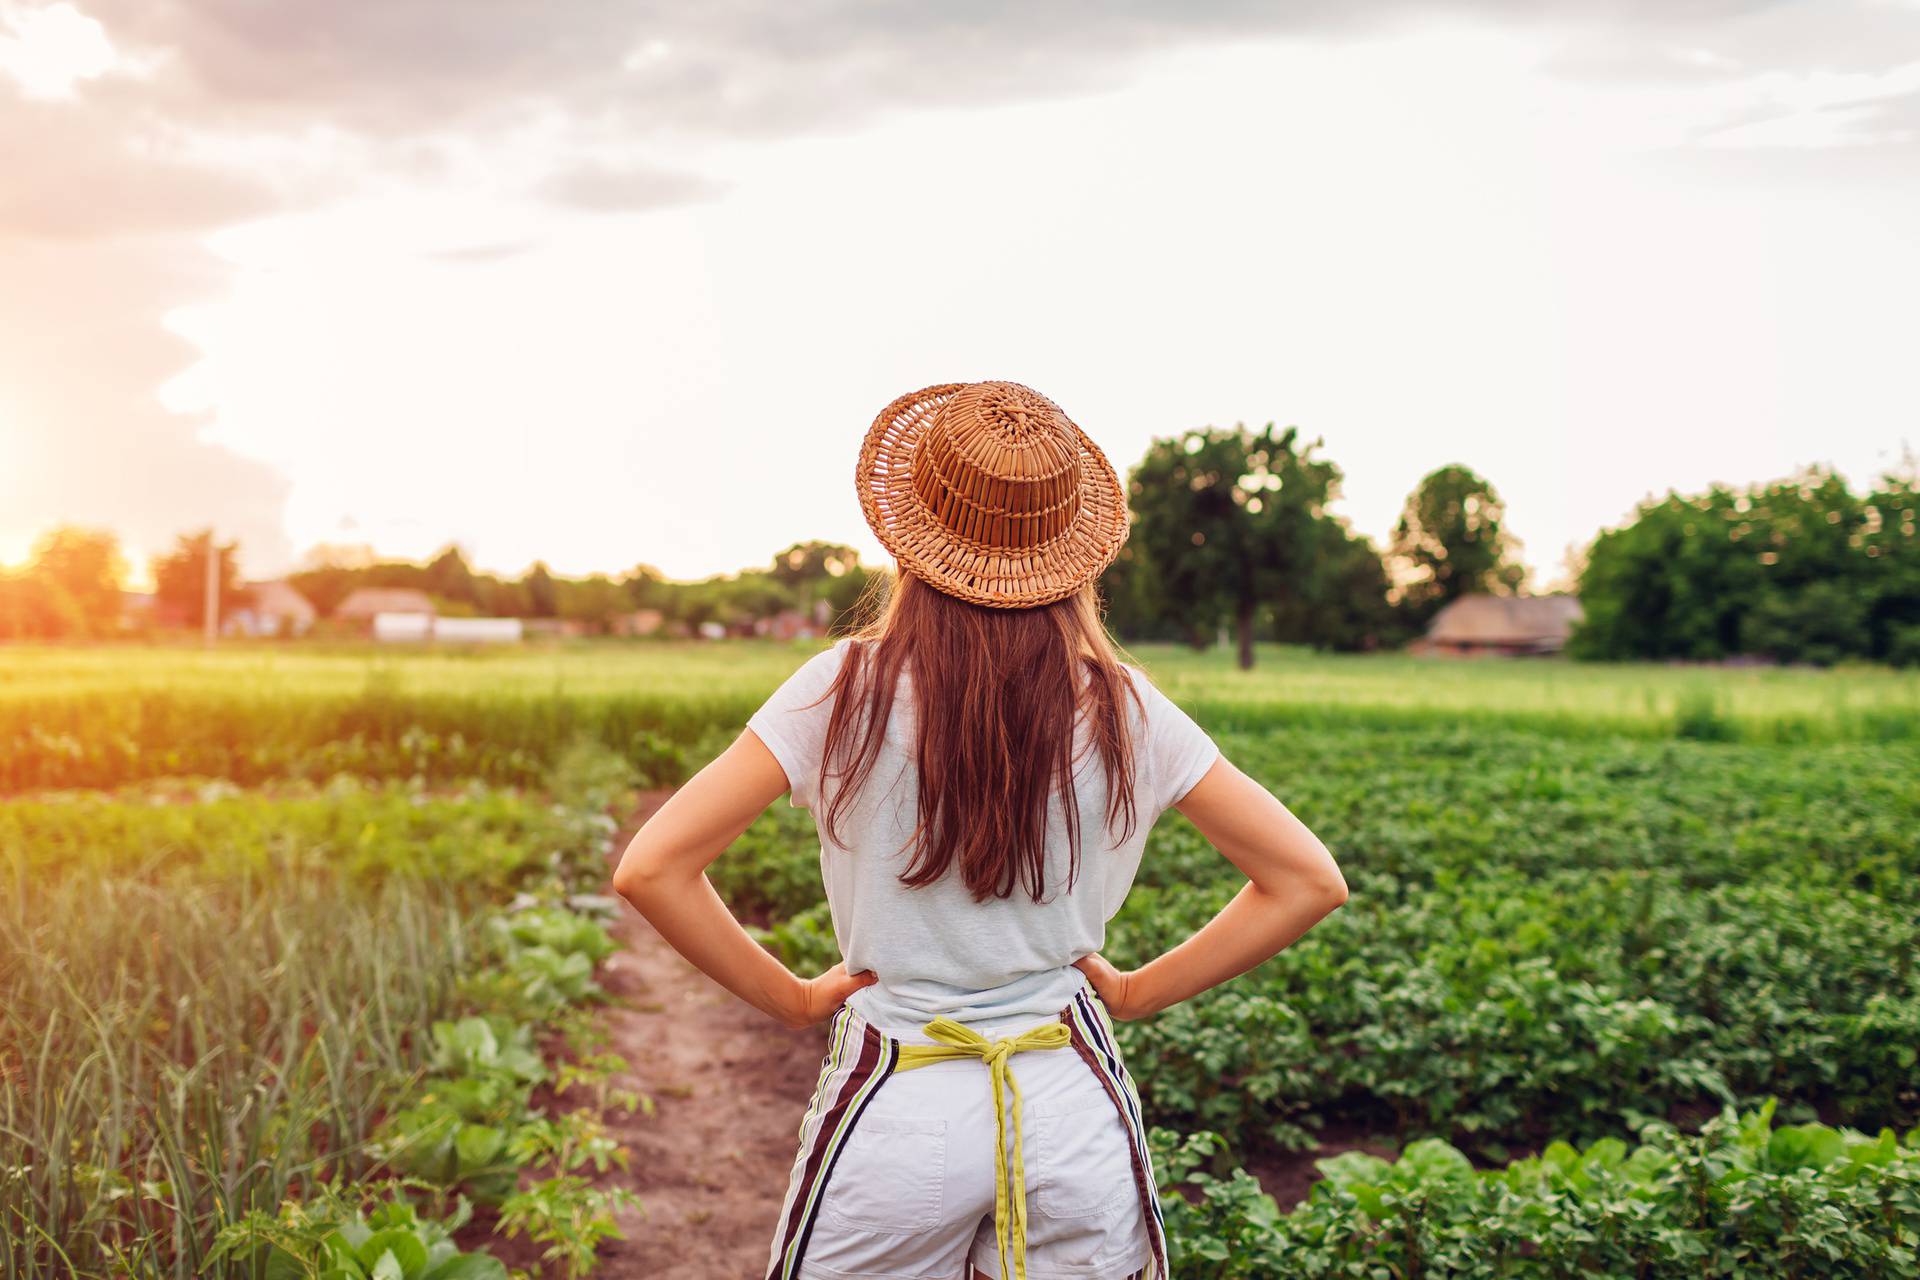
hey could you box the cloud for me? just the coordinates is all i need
[0,235,292,575]
[536,163,724,212]
[7,0,1919,573]
[419,237,541,264]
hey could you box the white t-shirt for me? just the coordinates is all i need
[744,637,1221,1031]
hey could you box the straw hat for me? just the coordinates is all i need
[856,381,1130,609]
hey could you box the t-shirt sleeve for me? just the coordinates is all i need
[1131,667,1222,813]
[745,641,848,809]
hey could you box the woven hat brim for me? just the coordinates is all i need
[855,383,1131,609]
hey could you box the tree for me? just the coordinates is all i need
[1273,521,1402,652]
[1390,465,1525,625]
[1570,465,1900,666]
[1861,466,1920,666]
[152,530,244,631]
[522,562,559,619]
[28,526,126,636]
[1129,424,1341,669]
[770,541,860,587]
[558,574,630,630]
[624,565,667,609]
[0,572,84,639]
[424,546,480,607]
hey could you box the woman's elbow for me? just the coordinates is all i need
[610,863,647,902]
[610,849,668,903]
[1302,844,1348,913]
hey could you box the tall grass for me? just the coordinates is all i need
[0,743,637,1278]
[0,867,475,1278]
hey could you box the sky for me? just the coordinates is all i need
[3,1,1917,590]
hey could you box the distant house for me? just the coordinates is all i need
[755,608,821,642]
[335,588,436,632]
[610,608,665,638]
[1419,594,1584,657]
[119,590,178,630]
[373,612,434,642]
[224,580,317,638]
[523,617,590,640]
[432,616,524,644]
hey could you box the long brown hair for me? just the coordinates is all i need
[813,571,1143,904]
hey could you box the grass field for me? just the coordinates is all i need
[7,640,1919,740]
[4,638,1917,1278]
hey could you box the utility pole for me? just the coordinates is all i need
[203,529,219,647]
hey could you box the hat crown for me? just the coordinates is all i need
[909,382,1083,551]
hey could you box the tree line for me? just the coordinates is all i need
[0,531,876,641]
[3,424,1913,666]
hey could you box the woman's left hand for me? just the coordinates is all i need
[782,963,877,1029]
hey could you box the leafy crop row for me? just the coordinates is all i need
[729,723,1920,1158]
[1154,1099,1920,1278]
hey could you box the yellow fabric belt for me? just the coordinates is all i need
[892,1015,1071,1280]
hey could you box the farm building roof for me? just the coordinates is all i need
[1426,594,1584,649]
[243,579,317,622]
[335,587,436,619]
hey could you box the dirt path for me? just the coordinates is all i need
[587,790,828,1279]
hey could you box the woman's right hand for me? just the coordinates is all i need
[1072,953,1154,1020]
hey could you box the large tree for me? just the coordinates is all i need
[424,545,480,607]
[770,541,860,586]
[521,561,559,618]
[152,530,245,630]
[29,526,126,636]
[1128,423,1342,669]
[1390,465,1526,624]
[1570,465,1910,665]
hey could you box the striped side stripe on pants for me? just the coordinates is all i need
[764,1005,899,1280]
[1062,988,1170,1279]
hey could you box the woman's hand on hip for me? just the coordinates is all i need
[1073,953,1153,1020]
[781,962,877,1029]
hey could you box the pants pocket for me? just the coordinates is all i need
[1029,1089,1136,1219]
[821,1114,948,1233]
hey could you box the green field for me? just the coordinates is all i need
[4,640,1917,1278]
[7,640,1920,739]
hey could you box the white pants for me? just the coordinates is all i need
[765,989,1166,1280]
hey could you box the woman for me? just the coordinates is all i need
[612,381,1348,1280]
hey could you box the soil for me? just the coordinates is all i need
[1240,1120,1402,1211]
[581,789,829,1279]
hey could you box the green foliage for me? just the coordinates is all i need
[0,750,638,1277]
[1110,726,1920,1152]
[151,528,245,631]
[210,1192,509,1280]
[497,1177,640,1280]
[0,776,600,891]
[751,900,843,977]
[4,641,1916,797]
[1390,463,1527,625]
[1125,423,1387,665]
[1157,1101,1920,1278]
[705,802,824,921]
[1573,465,1920,665]
[713,719,1920,1157]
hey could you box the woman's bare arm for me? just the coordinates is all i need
[1075,754,1346,1019]
[610,728,874,1028]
